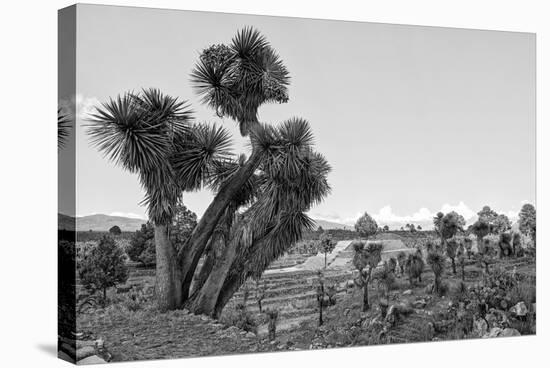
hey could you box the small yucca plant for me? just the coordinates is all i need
[427,252,446,296]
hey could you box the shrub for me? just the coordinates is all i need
[427,252,446,296]
[221,303,257,333]
[126,204,197,266]
[355,212,378,240]
[405,251,424,285]
[109,225,122,236]
[374,261,396,299]
[518,203,536,245]
[78,235,129,303]
[127,222,155,266]
[396,251,406,276]
[498,233,513,258]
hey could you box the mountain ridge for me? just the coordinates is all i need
[59,213,352,232]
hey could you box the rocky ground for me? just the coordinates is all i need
[71,235,536,363]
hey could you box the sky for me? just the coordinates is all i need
[59,4,536,229]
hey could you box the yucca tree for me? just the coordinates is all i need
[427,252,446,296]
[188,119,331,317]
[177,27,294,302]
[352,241,383,311]
[87,88,231,311]
[58,107,71,149]
[446,239,459,274]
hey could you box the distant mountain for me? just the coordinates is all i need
[311,219,353,230]
[57,214,352,232]
[58,213,146,232]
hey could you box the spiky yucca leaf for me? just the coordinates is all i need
[172,123,233,191]
[87,91,189,174]
[427,252,446,277]
[58,107,71,149]
[191,27,290,136]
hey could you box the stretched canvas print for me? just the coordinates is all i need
[58,3,536,364]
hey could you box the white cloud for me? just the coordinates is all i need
[109,212,147,220]
[59,93,100,121]
[312,201,525,230]
[440,201,477,221]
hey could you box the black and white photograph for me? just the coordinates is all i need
[55,2,538,365]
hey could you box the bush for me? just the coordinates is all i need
[109,225,122,235]
[405,251,424,285]
[78,235,129,303]
[119,289,150,312]
[126,204,197,266]
[127,222,155,266]
[221,303,258,333]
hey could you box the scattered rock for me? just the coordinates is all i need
[413,299,427,309]
[226,326,240,335]
[509,302,528,317]
[483,327,521,338]
[95,338,104,350]
[402,289,412,296]
[245,332,256,338]
[474,318,488,337]
[485,327,502,338]
[500,328,521,337]
[76,346,96,360]
[385,305,397,326]
[78,355,107,364]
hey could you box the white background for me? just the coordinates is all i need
[0,0,547,367]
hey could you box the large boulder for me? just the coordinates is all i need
[483,327,520,338]
[76,346,96,360]
[474,318,488,337]
[509,301,528,317]
[500,328,521,337]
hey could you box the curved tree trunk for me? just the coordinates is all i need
[188,235,240,316]
[362,283,370,311]
[154,224,182,311]
[214,273,243,319]
[177,140,262,304]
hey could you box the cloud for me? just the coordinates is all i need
[312,201,525,229]
[109,212,147,220]
[373,205,435,224]
[59,93,100,121]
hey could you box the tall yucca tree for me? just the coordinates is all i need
[177,27,292,301]
[87,88,231,310]
[188,118,331,317]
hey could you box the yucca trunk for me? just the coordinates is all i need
[214,273,243,318]
[177,122,262,305]
[362,283,370,311]
[434,274,441,295]
[451,257,456,274]
[188,236,239,316]
[154,224,183,311]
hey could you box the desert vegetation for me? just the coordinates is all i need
[60,24,537,364]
